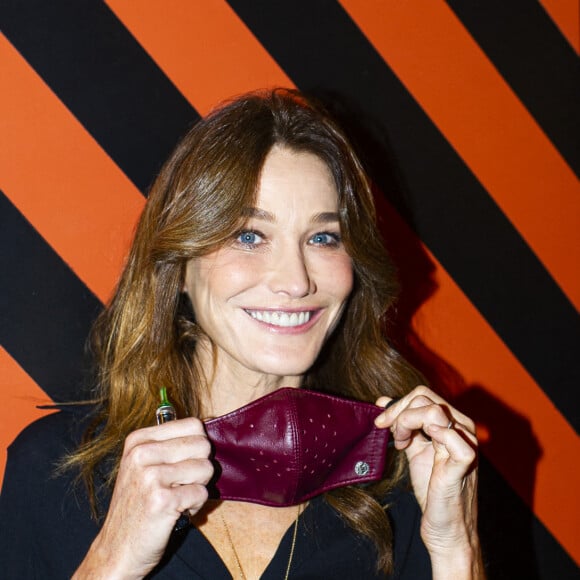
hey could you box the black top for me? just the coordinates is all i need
[0,407,431,579]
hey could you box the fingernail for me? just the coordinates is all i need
[375,414,388,427]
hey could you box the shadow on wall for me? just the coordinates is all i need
[309,90,544,579]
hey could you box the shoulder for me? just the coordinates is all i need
[1,405,102,578]
[7,403,96,451]
[5,404,96,485]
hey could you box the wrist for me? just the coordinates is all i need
[429,541,485,580]
[73,535,144,580]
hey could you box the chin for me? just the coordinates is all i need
[252,354,317,380]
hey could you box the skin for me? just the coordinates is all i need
[74,146,482,579]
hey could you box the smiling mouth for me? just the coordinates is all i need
[246,310,312,327]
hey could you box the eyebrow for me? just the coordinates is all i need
[240,207,275,222]
[312,211,340,224]
[241,207,340,224]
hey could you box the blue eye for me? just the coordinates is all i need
[310,232,340,246]
[236,230,263,246]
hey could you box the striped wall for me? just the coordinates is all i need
[1,2,578,578]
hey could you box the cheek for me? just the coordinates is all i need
[190,257,261,308]
[213,257,264,295]
[322,255,354,299]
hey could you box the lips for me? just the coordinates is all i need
[246,310,312,328]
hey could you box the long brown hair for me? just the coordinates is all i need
[67,89,424,573]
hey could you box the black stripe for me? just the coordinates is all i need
[447,0,580,178]
[224,0,580,434]
[0,191,101,402]
[0,0,200,193]
[478,454,578,579]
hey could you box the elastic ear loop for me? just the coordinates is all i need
[384,398,400,448]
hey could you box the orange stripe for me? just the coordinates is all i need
[105,0,292,116]
[340,0,580,312]
[0,34,144,303]
[0,347,56,489]
[375,196,580,564]
[539,0,580,54]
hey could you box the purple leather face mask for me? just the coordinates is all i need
[203,387,389,507]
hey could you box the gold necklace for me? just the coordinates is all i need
[220,505,302,580]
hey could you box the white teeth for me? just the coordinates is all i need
[248,310,311,327]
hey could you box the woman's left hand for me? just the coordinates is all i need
[375,385,483,578]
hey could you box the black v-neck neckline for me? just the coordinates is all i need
[168,500,317,579]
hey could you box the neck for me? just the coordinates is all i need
[203,378,301,419]
[194,340,303,419]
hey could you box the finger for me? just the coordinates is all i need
[445,420,478,449]
[377,393,478,453]
[145,481,209,520]
[390,400,450,446]
[124,433,212,468]
[375,388,435,428]
[124,417,207,451]
[374,396,403,429]
[177,483,209,515]
[377,386,448,418]
[376,386,475,433]
[375,395,396,412]
[425,423,478,480]
[152,457,215,489]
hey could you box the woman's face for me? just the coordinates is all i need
[183,145,353,386]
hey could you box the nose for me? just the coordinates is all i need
[267,245,315,298]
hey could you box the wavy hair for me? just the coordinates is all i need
[66,89,424,573]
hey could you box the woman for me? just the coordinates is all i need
[0,89,483,578]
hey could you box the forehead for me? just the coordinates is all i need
[255,146,338,212]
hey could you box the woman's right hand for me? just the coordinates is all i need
[73,417,214,579]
